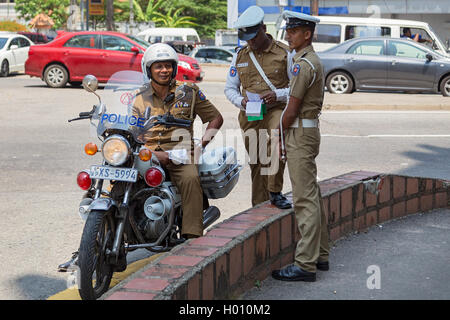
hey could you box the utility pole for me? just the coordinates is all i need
[130,0,134,25]
[310,0,319,16]
[86,0,89,30]
[106,0,114,31]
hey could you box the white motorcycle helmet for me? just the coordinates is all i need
[141,43,179,81]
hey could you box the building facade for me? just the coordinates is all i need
[228,0,450,47]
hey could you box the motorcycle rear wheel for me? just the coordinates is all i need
[78,210,114,300]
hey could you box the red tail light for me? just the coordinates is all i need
[77,171,92,190]
[144,167,164,187]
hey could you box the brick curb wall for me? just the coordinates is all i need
[100,171,449,300]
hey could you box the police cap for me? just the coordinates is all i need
[234,6,265,41]
[282,10,320,30]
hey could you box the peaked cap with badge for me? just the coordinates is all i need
[282,10,320,29]
[234,5,265,41]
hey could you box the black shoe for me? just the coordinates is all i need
[58,251,79,272]
[317,261,329,271]
[269,192,292,209]
[272,264,316,282]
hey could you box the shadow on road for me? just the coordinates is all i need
[397,144,450,180]
[12,274,68,300]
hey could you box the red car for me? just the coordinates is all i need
[25,31,203,88]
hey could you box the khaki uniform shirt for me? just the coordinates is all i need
[231,35,291,110]
[133,81,220,151]
[289,45,324,119]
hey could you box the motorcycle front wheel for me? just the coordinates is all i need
[78,210,114,300]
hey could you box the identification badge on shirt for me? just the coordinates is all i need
[237,62,248,68]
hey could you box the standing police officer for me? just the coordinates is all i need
[225,5,292,209]
[272,11,330,282]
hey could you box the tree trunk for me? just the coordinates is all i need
[106,0,114,31]
[310,0,319,16]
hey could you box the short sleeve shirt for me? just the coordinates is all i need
[133,81,220,151]
[289,45,324,119]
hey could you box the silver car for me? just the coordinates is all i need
[317,37,450,96]
[189,46,234,64]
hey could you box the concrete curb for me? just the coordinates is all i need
[100,171,449,300]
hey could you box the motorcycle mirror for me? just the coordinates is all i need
[82,75,99,93]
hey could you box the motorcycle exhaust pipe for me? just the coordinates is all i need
[203,206,220,229]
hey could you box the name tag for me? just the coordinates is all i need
[237,62,248,68]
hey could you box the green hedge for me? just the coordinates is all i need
[0,20,28,32]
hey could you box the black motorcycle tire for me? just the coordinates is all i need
[78,210,114,300]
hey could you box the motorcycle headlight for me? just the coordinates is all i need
[102,135,130,166]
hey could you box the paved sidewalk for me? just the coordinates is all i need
[240,208,450,300]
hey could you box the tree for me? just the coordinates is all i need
[169,0,227,38]
[153,7,197,28]
[15,0,70,29]
[115,0,165,22]
[106,0,114,30]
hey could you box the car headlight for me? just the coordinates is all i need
[102,135,130,166]
[178,61,192,70]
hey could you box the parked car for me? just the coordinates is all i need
[318,37,450,96]
[189,46,234,64]
[278,16,450,58]
[0,33,34,77]
[18,31,53,44]
[25,31,203,88]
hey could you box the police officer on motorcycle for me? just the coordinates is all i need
[58,43,223,272]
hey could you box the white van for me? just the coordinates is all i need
[137,27,201,44]
[277,16,450,58]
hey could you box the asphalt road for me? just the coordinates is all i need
[241,208,450,300]
[0,74,449,299]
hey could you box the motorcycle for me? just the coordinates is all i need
[69,71,241,300]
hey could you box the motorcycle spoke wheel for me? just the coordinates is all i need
[78,210,114,300]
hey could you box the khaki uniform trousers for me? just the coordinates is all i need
[166,162,204,237]
[285,126,329,272]
[238,107,286,206]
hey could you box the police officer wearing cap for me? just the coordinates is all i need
[225,5,292,209]
[271,11,330,282]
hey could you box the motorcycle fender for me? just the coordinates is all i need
[88,198,118,212]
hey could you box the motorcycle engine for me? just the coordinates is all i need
[134,185,180,241]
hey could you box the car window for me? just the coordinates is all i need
[186,35,198,42]
[64,35,99,48]
[347,40,384,56]
[102,35,134,52]
[388,41,428,59]
[400,27,436,50]
[164,36,183,42]
[345,26,391,40]
[8,38,20,49]
[148,36,162,43]
[313,24,341,44]
[0,38,7,50]
[18,37,31,47]
[209,49,232,61]
[126,35,149,49]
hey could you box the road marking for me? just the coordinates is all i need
[47,254,162,300]
[323,111,450,114]
[322,134,450,138]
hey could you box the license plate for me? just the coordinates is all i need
[90,165,138,182]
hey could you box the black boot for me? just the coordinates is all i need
[58,251,79,272]
[269,192,292,209]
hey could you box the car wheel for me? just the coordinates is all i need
[44,64,68,88]
[0,60,9,77]
[440,75,450,97]
[326,71,354,94]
